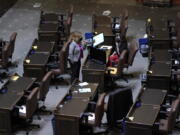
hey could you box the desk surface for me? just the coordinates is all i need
[55,82,98,117]
[38,23,59,33]
[150,29,170,41]
[0,77,35,110]
[70,83,98,99]
[24,53,50,66]
[41,13,59,23]
[57,98,89,118]
[83,59,106,71]
[152,49,172,63]
[32,41,54,53]
[149,62,171,77]
[94,26,114,37]
[140,88,167,105]
[128,104,160,126]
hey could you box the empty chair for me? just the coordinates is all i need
[81,88,133,134]
[48,37,71,87]
[159,98,180,134]
[120,19,128,39]
[9,32,17,59]
[121,8,129,21]
[119,9,128,38]
[176,12,180,48]
[17,87,40,135]
[61,5,74,42]
[38,71,53,114]
[0,42,11,68]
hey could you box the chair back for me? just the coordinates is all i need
[68,5,74,27]
[39,71,53,100]
[94,93,106,126]
[116,49,128,76]
[120,19,128,39]
[107,88,133,127]
[176,12,180,47]
[1,42,10,68]
[168,98,180,132]
[9,32,17,58]
[65,5,74,36]
[127,40,138,66]
[26,87,39,119]
[59,38,71,73]
[121,8,128,21]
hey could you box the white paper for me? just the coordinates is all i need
[100,45,112,50]
[88,113,95,121]
[19,105,26,114]
[115,24,120,29]
[78,82,89,87]
[79,88,91,93]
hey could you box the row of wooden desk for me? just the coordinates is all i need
[82,15,115,93]
[0,76,36,134]
[146,18,173,90]
[0,12,64,135]
[23,40,55,81]
[126,88,167,135]
[125,18,177,135]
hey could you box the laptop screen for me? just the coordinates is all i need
[93,33,104,47]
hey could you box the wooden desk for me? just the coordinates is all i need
[0,76,35,134]
[82,58,106,93]
[93,15,114,45]
[94,26,115,45]
[38,23,59,43]
[151,49,172,63]
[31,40,55,53]
[140,88,167,105]
[149,29,171,49]
[41,13,59,24]
[126,104,160,135]
[147,62,171,90]
[54,82,98,135]
[24,53,50,81]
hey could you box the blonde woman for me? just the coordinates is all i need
[68,32,84,82]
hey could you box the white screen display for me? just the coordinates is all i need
[93,33,104,47]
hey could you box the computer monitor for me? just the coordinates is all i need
[107,88,133,127]
[89,46,106,64]
[93,33,104,47]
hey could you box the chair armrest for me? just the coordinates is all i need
[14,105,23,109]
[46,63,59,69]
[33,81,41,87]
[159,110,168,115]
[161,104,171,108]
[172,70,180,75]
[97,93,107,106]
[88,101,97,112]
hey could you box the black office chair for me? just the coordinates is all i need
[81,87,133,134]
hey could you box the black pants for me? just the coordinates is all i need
[70,60,81,83]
